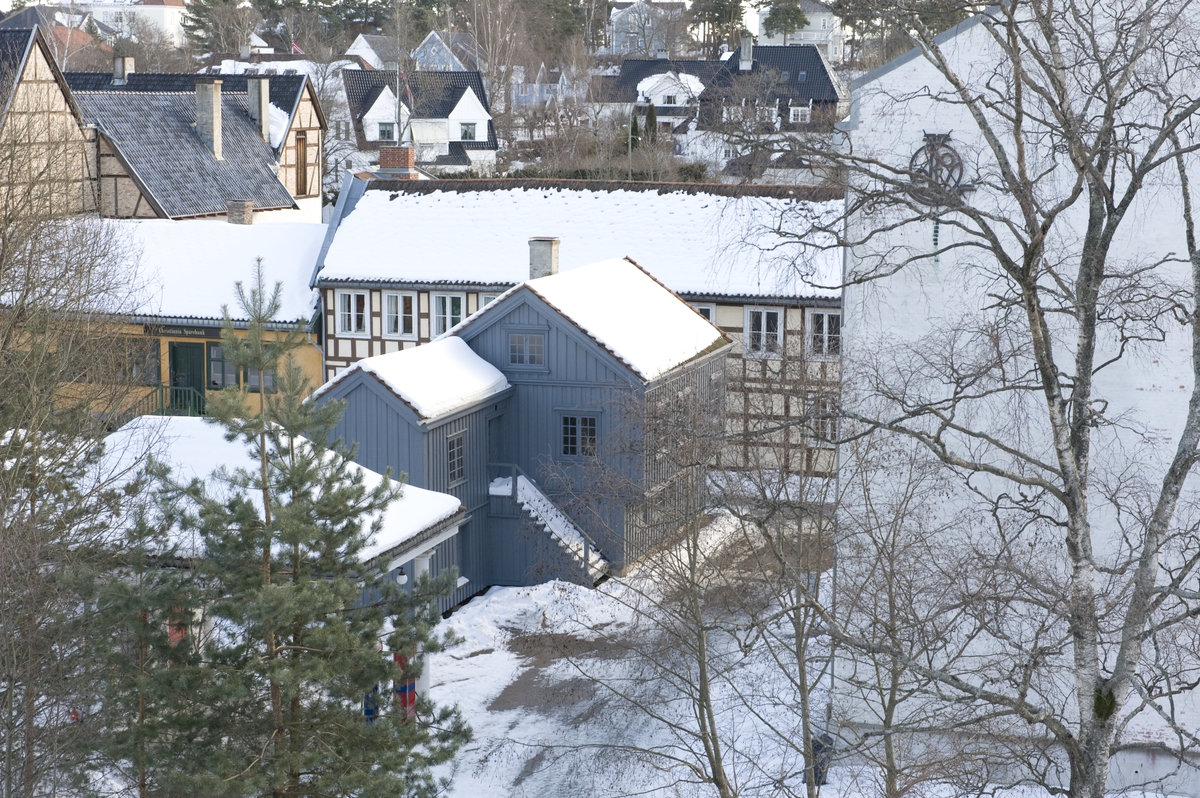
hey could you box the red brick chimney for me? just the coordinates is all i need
[379,144,416,171]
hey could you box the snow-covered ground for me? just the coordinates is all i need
[426,513,1198,797]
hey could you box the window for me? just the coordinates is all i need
[447,433,465,483]
[460,122,476,141]
[790,106,811,124]
[378,122,395,141]
[561,415,597,457]
[663,94,676,105]
[507,332,545,366]
[209,342,238,389]
[807,394,838,444]
[295,130,308,196]
[746,307,784,356]
[337,291,368,335]
[383,291,416,339]
[247,368,276,393]
[120,338,160,386]
[480,293,500,307]
[722,146,736,159]
[809,309,841,359]
[690,303,716,322]
[432,293,464,336]
[781,70,790,81]
[796,71,807,82]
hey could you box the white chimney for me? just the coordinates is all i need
[195,77,223,159]
[112,55,134,86]
[739,35,754,71]
[529,237,559,279]
[247,76,270,142]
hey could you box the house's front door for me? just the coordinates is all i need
[168,342,205,412]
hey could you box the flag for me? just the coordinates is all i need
[399,71,415,109]
[291,39,304,55]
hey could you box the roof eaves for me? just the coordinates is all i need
[94,129,169,218]
[849,8,994,92]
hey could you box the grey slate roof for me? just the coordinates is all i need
[342,69,498,151]
[0,28,34,117]
[63,71,309,157]
[70,89,296,218]
[706,45,845,104]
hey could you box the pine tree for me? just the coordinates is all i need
[645,103,658,145]
[81,468,208,798]
[758,0,809,39]
[176,261,469,796]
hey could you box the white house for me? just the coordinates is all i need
[604,0,689,56]
[755,0,846,62]
[837,9,1200,795]
[72,0,187,48]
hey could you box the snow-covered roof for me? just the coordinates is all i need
[103,416,463,562]
[120,219,327,323]
[454,258,729,382]
[312,337,510,421]
[314,185,842,301]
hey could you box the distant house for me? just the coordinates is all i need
[756,0,846,62]
[604,0,690,57]
[64,60,327,221]
[684,41,849,179]
[309,176,843,474]
[509,63,586,118]
[591,56,726,142]
[314,256,731,601]
[86,0,188,49]
[0,6,115,66]
[409,30,485,72]
[345,33,401,71]
[339,69,497,174]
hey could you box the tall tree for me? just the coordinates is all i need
[175,263,469,796]
[757,0,808,40]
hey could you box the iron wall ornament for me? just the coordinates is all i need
[908,132,969,205]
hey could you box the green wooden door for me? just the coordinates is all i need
[168,342,204,413]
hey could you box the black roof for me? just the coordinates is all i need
[342,69,497,150]
[706,45,844,104]
[69,90,296,218]
[603,58,726,103]
[0,28,33,127]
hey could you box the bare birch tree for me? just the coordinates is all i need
[754,2,1200,796]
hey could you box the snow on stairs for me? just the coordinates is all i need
[489,475,609,583]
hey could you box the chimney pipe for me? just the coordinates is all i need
[227,199,254,224]
[195,77,223,159]
[246,76,270,142]
[739,35,753,71]
[529,237,559,280]
[112,55,134,86]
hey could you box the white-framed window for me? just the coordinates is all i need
[508,331,546,366]
[561,414,597,457]
[336,290,369,336]
[663,94,676,105]
[432,293,465,336]
[722,146,736,159]
[383,291,417,339]
[796,71,807,82]
[690,303,717,323]
[808,309,841,359]
[790,106,811,124]
[480,293,501,307]
[745,306,784,357]
[447,432,465,483]
[378,122,395,141]
[807,394,839,445]
[460,122,476,141]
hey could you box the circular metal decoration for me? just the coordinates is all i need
[908,132,965,205]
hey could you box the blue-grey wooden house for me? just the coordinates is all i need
[312,253,731,605]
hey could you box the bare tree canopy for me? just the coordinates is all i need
[764,1,1200,795]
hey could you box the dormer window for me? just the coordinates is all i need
[378,122,395,141]
[460,122,476,141]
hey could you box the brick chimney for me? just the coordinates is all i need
[529,237,559,279]
[378,144,421,179]
[112,55,134,86]
[195,77,223,159]
[739,35,754,71]
[227,199,253,224]
[246,76,270,142]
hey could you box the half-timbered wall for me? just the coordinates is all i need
[280,87,323,202]
[0,40,94,216]
[95,135,158,218]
